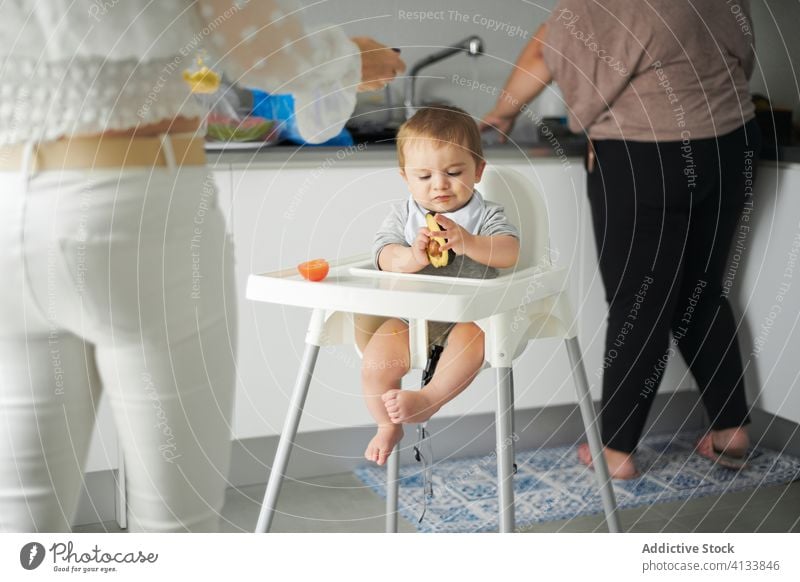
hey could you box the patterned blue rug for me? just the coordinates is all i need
[353,431,800,532]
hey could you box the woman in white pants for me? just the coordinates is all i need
[0,0,404,532]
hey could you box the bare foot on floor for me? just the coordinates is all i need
[695,427,750,469]
[365,424,404,466]
[710,426,749,457]
[382,389,440,424]
[577,443,640,480]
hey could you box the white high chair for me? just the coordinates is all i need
[247,166,621,533]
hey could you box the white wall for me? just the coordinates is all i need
[296,0,560,142]
[750,0,800,120]
[297,0,799,128]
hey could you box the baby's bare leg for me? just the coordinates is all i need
[383,323,484,424]
[361,319,410,465]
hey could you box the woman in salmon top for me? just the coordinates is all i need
[482,0,759,479]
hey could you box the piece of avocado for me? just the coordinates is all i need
[425,212,453,268]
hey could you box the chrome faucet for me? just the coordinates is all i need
[403,36,484,120]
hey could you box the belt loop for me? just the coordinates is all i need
[19,140,38,190]
[159,134,177,170]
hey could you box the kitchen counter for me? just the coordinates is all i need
[206,138,589,169]
[206,137,800,169]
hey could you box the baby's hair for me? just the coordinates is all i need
[396,105,484,168]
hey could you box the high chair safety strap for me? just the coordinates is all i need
[414,344,444,523]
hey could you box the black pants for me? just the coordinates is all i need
[587,120,761,453]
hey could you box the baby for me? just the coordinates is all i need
[363,105,520,465]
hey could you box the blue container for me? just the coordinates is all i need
[249,89,353,147]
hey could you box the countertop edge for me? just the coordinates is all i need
[204,141,800,171]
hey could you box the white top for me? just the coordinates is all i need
[0,0,361,146]
[403,191,486,246]
[372,191,520,278]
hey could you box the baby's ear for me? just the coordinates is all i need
[399,168,408,182]
[474,160,487,183]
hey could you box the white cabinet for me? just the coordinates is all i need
[225,155,695,439]
[82,156,800,464]
[229,164,410,439]
[736,162,800,424]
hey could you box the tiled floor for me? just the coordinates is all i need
[75,473,800,533]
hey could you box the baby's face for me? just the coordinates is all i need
[400,140,485,214]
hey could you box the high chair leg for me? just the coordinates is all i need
[115,440,127,529]
[510,372,517,474]
[565,336,622,533]
[496,367,516,533]
[384,344,444,531]
[386,446,400,532]
[255,318,323,532]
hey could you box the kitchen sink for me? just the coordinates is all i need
[347,125,398,146]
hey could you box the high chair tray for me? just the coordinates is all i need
[247,254,567,323]
[348,262,497,287]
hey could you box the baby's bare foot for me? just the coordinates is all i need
[577,443,640,480]
[382,389,440,424]
[365,424,404,466]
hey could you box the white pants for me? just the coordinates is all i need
[0,151,237,532]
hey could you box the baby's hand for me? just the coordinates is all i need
[435,214,474,256]
[412,227,432,267]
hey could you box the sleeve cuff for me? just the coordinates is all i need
[289,35,361,143]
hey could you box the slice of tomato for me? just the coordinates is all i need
[297,259,330,282]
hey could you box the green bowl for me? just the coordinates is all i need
[207,118,276,142]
